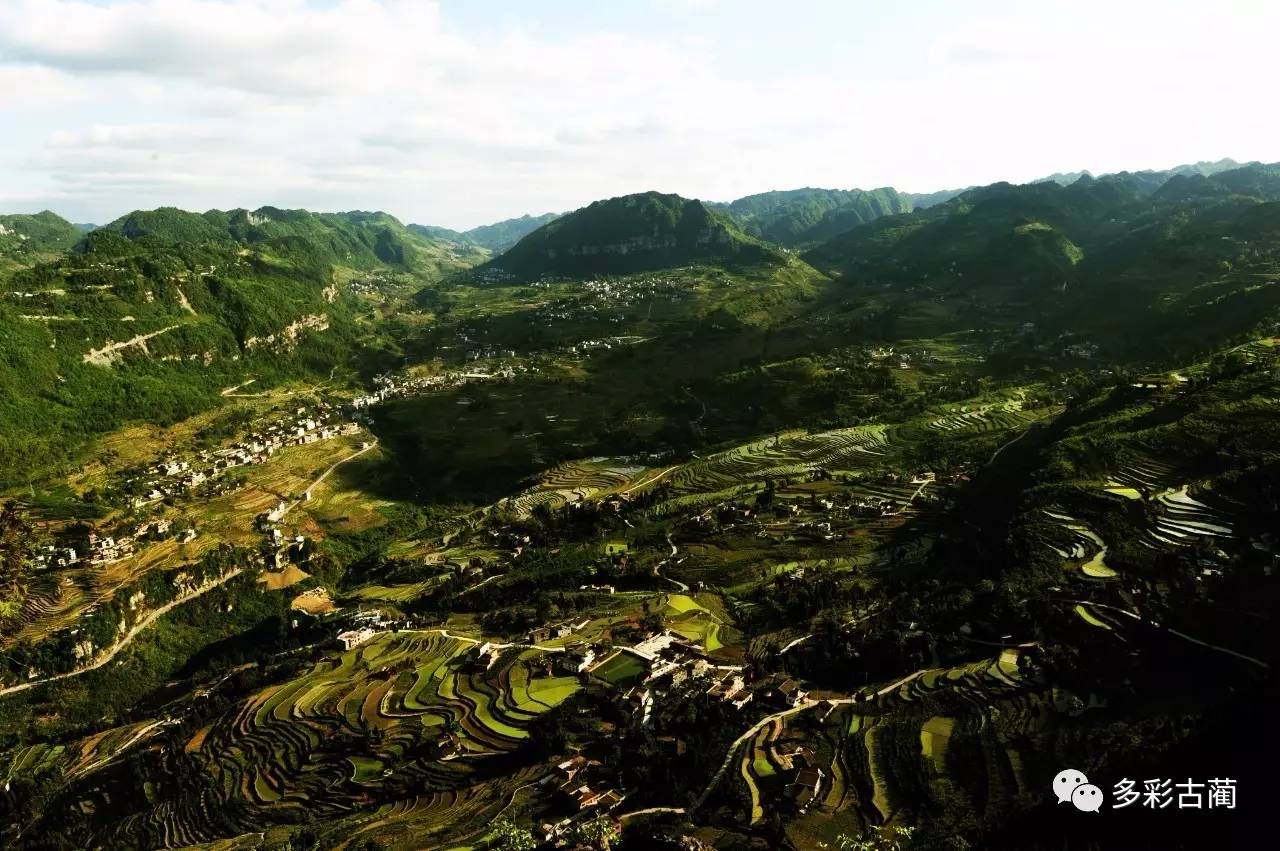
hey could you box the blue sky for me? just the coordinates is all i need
[1,0,1276,228]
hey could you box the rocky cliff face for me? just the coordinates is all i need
[244,313,330,352]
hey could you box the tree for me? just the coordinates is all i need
[568,814,618,849]
[490,819,537,851]
[838,826,917,851]
[0,501,35,624]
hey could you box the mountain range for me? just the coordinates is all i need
[2,155,1279,851]
[409,212,561,253]
[479,191,783,279]
[4,155,1279,488]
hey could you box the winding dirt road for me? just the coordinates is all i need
[692,669,926,808]
[0,568,245,699]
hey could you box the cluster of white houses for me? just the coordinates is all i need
[534,630,815,731]
[335,610,393,650]
[350,365,520,410]
[127,404,360,509]
[617,643,810,726]
[34,519,200,571]
[532,274,689,325]
[32,533,133,569]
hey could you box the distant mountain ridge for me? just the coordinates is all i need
[98,205,483,278]
[717,187,913,247]
[1035,158,1253,187]
[409,212,561,253]
[901,187,967,209]
[483,191,782,279]
[804,160,1280,357]
[0,210,83,260]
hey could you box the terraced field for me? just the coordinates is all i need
[495,458,647,518]
[667,425,889,495]
[3,718,173,789]
[1103,454,1180,499]
[1041,475,1239,579]
[726,650,1050,838]
[662,594,725,651]
[740,719,783,824]
[89,632,580,848]
[1040,509,1116,578]
[459,388,1055,536]
[3,432,368,652]
[1141,486,1234,549]
[924,398,1040,434]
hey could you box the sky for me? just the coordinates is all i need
[1,0,1277,229]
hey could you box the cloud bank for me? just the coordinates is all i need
[1,0,1276,227]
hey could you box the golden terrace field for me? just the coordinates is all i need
[100,631,582,849]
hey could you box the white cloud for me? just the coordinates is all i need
[0,64,85,108]
[0,0,1277,226]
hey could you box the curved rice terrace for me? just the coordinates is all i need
[492,458,645,519]
[1102,453,1181,499]
[1038,476,1240,581]
[4,719,175,789]
[1141,486,1235,549]
[719,650,1053,840]
[75,632,581,848]
[1040,508,1117,578]
[666,424,890,494]
[921,396,1043,435]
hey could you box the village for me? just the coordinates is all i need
[29,399,366,574]
[119,403,362,511]
[530,273,692,326]
[316,588,833,844]
[349,363,523,410]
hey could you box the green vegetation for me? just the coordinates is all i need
[0,206,486,489]
[484,191,783,279]
[720,186,912,247]
[0,211,84,269]
[2,159,1279,850]
[411,211,560,252]
[805,163,1280,361]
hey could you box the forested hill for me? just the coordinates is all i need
[101,206,484,277]
[0,211,84,266]
[410,212,561,253]
[0,205,485,489]
[804,162,1280,359]
[720,186,913,247]
[482,191,782,280]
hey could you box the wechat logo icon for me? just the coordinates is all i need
[1054,769,1104,812]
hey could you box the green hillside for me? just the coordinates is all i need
[102,206,484,279]
[0,206,487,488]
[410,212,559,253]
[806,163,1280,360]
[482,191,783,280]
[461,212,560,251]
[2,165,1280,851]
[0,211,84,270]
[723,186,913,247]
